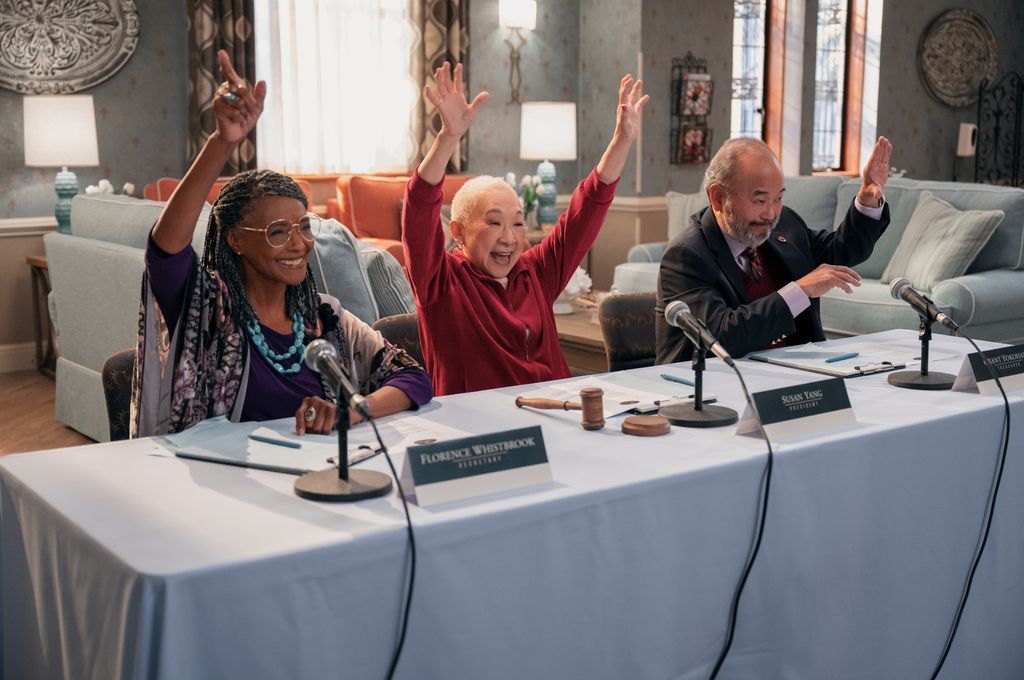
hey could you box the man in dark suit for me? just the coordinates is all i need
[656,136,892,363]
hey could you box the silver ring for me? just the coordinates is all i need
[303,406,316,422]
[221,91,239,104]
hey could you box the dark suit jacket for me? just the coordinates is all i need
[655,201,890,363]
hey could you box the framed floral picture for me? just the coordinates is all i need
[680,122,712,164]
[681,72,713,116]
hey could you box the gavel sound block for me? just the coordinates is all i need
[515,387,605,430]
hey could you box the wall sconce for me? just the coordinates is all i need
[499,0,537,104]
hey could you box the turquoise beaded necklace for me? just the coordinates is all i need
[246,310,306,374]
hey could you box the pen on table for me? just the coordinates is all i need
[660,373,695,387]
[825,352,860,364]
[248,433,302,449]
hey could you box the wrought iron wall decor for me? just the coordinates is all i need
[671,52,713,165]
[0,0,140,94]
[975,71,1023,187]
[917,8,997,109]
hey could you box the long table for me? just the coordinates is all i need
[2,330,1022,679]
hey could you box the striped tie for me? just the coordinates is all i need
[743,247,764,283]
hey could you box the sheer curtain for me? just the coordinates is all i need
[254,0,418,174]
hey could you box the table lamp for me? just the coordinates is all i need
[520,102,577,227]
[23,95,100,233]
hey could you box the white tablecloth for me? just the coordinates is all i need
[2,330,1022,679]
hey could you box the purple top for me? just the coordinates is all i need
[145,237,431,421]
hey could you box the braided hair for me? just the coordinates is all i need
[200,170,321,329]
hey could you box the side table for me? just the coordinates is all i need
[27,255,56,378]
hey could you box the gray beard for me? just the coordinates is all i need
[721,207,778,248]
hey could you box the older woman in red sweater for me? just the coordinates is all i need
[402,62,648,395]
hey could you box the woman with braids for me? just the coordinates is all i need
[132,51,431,437]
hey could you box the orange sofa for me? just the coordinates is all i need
[325,173,471,267]
[143,176,314,207]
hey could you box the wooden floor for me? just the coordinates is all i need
[0,371,93,456]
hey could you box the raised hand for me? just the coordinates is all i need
[858,136,892,208]
[423,62,490,141]
[611,74,650,144]
[213,49,267,146]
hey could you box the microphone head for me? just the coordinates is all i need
[304,338,337,372]
[889,277,911,300]
[664,300,691,327]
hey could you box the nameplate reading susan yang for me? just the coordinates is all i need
[402,426,551,507]
[953,344,1024,395]
[737,378,856,441]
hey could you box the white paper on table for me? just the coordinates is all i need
[748,340,960,377]
[516,376,707,418]
[161,415,470,474]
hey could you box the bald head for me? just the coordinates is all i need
[703,137,782,195]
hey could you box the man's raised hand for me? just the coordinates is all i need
[858,136,892,208]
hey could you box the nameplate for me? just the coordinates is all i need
[737,378,856,441]
[401,426,551,507]
[952,344,1024,396]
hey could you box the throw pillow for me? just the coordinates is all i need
[361,245,416,318]
[309,218,379,324]
[881,190,1005,291]
[665,190,709,242]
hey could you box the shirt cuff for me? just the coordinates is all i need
[778,281,811,318]
[854,194,885,220]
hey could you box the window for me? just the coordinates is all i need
[730,0,768,140]
[811,0,879,173]
[254,0,418,175]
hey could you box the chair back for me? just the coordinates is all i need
[371,313,425,369]
[102,349,136,441]
[598,292,657,371]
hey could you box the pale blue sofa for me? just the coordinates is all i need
[613,176,1024,343]
[44,194,414,442]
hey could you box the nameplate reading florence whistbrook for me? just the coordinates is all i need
[952,344,1024,396]
[401,426,551,507]
[736,377,856,441]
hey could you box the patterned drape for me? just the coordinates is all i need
[410,0,470,171]
[187,0,257,174]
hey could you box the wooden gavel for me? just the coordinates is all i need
[515,387,605,430]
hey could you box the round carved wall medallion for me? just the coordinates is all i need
[0,0,140,94]
[918,8,998,108]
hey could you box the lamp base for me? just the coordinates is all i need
[54,167,79,234]
[535,160,558,226]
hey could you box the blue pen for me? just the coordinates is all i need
[660,373,696,387]
[248,433,302,449]
[825,352,860,364]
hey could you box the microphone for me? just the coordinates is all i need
[304,339,372,419]
[889,278,959,330]
[664,300,735,366]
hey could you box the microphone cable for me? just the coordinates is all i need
[929,331,1011,679]
[709,363,775,679]
[367,417,418,680]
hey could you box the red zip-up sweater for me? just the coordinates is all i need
[403,168,618,395]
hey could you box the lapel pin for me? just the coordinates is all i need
[777,235,787,243]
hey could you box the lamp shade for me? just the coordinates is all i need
[499,0,537,30]
[23,95,100,168]
[519,102,577,161]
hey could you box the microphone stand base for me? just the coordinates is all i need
[887,370,956,391]
[659,402,739,428]
[294,468,393,502]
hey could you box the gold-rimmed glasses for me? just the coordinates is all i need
[235,214,321,247]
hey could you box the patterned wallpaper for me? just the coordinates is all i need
[0,0,188,219]
[873,0,1024,181]
[466,0,581,193]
